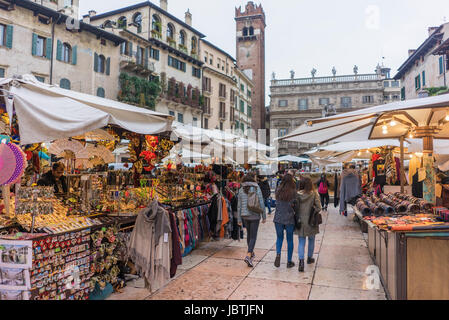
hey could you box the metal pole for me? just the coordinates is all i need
[400,136,405,193]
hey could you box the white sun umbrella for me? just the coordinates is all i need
[281,94,449,145]
[162,148,211,163]
[2,75,172,145]
[277,155,312,163]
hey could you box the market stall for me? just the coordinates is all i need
[279,94,449,300]
[0,75,253,300]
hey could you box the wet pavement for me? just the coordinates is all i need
[108,206,386,300]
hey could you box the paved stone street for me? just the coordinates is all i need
[108,207,386,300]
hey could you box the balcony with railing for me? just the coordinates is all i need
[165,77,202,110]
[271,73,383,87]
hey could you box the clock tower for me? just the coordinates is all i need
[235,2,266,130]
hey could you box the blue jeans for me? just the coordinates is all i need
[274,223,295,262]
[264,198,272,213]
[298,236,315,260]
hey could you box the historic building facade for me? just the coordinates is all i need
[394,23,449,100]
[87,0,205,126]
[0,0,124,100]
[235,2,266,130]
[270,67,391,155]
[233,67,254,136]
[200,39,236,130]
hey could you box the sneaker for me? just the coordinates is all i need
[244,256,254,268]
[287,261,295,268]
[274,254,281,268]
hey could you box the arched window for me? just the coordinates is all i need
[98,55,106,73]
[243,27,248,36]
[191,36,197,52]
[103,20,113,28]
[117,16,127,29]
[167,23,175,40]
[152,14,161,32]
[62,43,71,63]
[97,87,105,98]
[133,12,142,33]
[60,78,71,90]
[179,30,186,46]
[249,26,254,36]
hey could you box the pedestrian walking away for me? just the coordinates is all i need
[258,175,272,215]
[295,177,322,272]
[317,173,330,211]
[273,174,297,269]
[237,173,267,268]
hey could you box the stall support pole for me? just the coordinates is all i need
[400,136,405,193]
[422,135,436,204]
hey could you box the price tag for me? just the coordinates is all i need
[163,233,169,243]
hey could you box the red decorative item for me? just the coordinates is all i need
[25,151,33,161]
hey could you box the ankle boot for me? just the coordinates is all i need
[274,254,281,268]
[287,261,295,268]
[298,259,304,272]
[307,257,315,264]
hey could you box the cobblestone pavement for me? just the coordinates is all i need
[108,206,386,300]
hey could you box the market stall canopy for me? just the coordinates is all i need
[276,155,312,163]
[407,138,449,154]
[280,93,449,144]
[172,122,239,144]
[162,148,211,163]
[71,129,115,141]
[317,140,405,152]
[1,75,173,145]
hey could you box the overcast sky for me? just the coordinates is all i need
[80,0,449,103]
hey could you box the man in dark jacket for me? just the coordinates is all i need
[38,162,68,194]
[258,176,272,214]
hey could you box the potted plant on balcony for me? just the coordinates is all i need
[178,44,188,53]
[151,29,162,39]
[167,37,176,48]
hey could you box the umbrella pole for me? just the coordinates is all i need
[422,136,436,204]
[400,136,405,193]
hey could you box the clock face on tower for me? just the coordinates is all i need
[239,43,256,64]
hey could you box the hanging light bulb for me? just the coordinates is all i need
[409,132,413,139]
[358,151,362,156]
[446,110,449,121]
[382,124,388,131]
[390,118,397,127]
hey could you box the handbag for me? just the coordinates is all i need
[309,195,323,227]
[292,199,302,229]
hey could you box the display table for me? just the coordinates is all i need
[365,221,449,300]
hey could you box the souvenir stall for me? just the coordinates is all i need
[0,75,176,300]
[279,94,449,300]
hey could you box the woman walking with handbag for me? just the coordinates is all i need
[237,173,267,267]
[295,177,322,272]
[273,174,297,269]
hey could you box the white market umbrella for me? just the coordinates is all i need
[1,75,172,145]
[276,155,312,163]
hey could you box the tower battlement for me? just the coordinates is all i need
[235,1,265,20]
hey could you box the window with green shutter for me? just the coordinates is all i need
[56,40,62,61]
[422,70,426,86]
[5,25,13,49]
[240,100,245,113]
[0,68,5,78]
[46,37,52,60]
[0,24,5,47]
[97,87,105,98]
[439,57,444,75]
[415,74,421,90]
[248,105,252,118]
[144,47,149,68]
[94,52,99,72]
[401,87,405,101]
[72,45,77,65]
[60,78,71,90]
[106,57,111,75]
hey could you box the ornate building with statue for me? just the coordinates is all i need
[269,65,401,155]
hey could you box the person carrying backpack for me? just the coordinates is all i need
[317,173,330,211]
[237,173,267,267]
